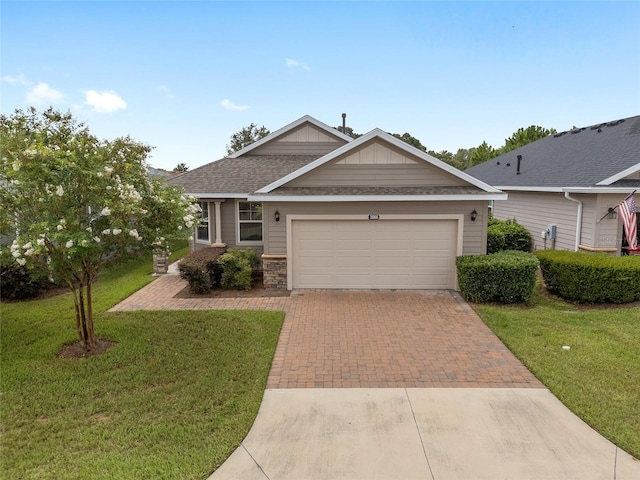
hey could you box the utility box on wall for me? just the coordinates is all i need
[546,224,557,240]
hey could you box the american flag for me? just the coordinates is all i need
[619,193,637,250]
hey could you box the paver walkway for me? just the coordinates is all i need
[110,275,543,389]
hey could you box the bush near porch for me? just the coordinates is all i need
[456,250,539,304]
[487,217,532,254]
[536,250,640,303]
[178,247,260,293]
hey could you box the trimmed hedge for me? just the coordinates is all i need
[456,250,539,304]
[536,250,640,304]
[178,247,226,293]
[487,218,531,254]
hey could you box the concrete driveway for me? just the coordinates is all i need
[209,289,639,480]
[110,276,639,479]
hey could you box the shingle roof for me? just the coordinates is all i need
[465,115,640,189]
[166,155,321,195]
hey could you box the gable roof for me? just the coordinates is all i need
[256,128,503,195]
[166,155,320,197]
[227,115,353,158]
[465,115,640,192]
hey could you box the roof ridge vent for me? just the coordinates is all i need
[606,119,625,127]
[570,127,586,134]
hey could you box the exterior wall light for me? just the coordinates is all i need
[607,207,618,220]
[470,209,478,222]
[274,210,280,222]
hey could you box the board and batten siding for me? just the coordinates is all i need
[262,201,487,256]
[251,124,348,156]
[289,141,466,187]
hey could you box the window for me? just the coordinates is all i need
[197,201,209,242]
[238,201,263,242]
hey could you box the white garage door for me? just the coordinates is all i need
[291,219,457,289]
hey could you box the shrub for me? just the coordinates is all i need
[178,247,226,294]
[0,258,51,300]
[487,218,531,253]
[218,249,259,291]
[536,250,640,303]
[456,250,539,304]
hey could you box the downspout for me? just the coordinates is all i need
[564,192,582,252]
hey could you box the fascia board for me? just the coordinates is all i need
[257,128,502,194]
[247,193,508,202]
[496,186,565,192]
[562,187,640,194]
[187,193,249,199]
[595,163,640,186]
[227,115,353,159]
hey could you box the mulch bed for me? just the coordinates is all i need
[57,338,116,359]
[174,277,290,299]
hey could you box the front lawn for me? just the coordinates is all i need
[1,251,284,479]
[475,287,640,459]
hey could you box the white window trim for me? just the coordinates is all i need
[236,199,264,245]
[195,201,211,244]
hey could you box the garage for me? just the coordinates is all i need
[290,218,459,289]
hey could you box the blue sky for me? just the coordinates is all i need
[2,1,639,171]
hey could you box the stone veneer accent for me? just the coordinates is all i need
[262,254,288,290]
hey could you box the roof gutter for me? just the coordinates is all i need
[564,192,582,252]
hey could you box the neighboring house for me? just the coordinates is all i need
[465,115,640,255]
[168,115,505,290]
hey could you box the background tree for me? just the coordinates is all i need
[173,162,189,172]
[392,132,427,152]
[336,125,362,139]
[0,107,199,351]
[469,141,498,167]
[225,123,270,155]
[502,125,557,153]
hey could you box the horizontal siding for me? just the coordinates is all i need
[494,192,584,251]
[264,201,487,256]
[594,194,623,251]
[290,163,466,187]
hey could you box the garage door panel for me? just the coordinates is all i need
[292,219,458,289]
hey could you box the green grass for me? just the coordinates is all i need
[1,247,284,479]
[475,286,640,458]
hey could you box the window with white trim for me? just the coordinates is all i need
[196,201,209,242]
[238,201,263,243]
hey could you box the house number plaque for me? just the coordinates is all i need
[368,214,380,220]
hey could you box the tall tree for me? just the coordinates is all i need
[469,141,498,167]
[502,125,557,153]
[0,108,198,351]
[392,132,427,152]
[225,123,270,155]
[173,163,189,172]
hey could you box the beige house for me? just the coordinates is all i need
[168,115,505,290]
[466,116,640,255]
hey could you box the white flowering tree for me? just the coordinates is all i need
[0,107,199,350]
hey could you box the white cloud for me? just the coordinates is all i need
[286,58,311,71]
[3,73,31,85]
[26,82,64,104]
[85,90,127,113]
[221,99,248,111]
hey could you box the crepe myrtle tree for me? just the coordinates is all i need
[0,107,200,350]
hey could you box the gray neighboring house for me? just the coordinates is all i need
[465,115,640,255]
[168,115,505,290]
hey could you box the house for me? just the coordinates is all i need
[168,115,505,290]
[465,115,640,255]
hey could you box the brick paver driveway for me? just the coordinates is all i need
[110,276,543,390]
[268,289,543,389]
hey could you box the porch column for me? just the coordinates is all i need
[212,200,225,247]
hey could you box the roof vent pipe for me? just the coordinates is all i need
[342,113,346,133]
[516,155,522,175]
